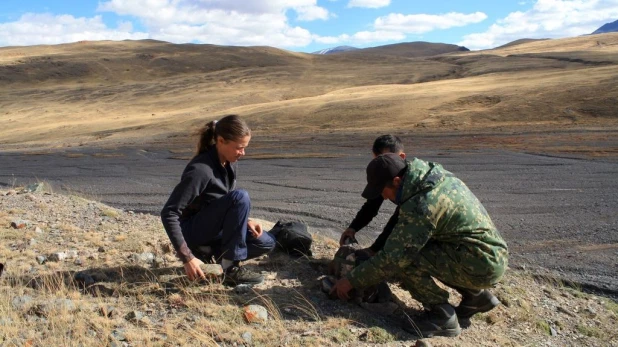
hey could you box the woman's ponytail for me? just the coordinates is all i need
[195,115,250,156]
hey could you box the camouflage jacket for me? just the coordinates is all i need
[347,158,508,289]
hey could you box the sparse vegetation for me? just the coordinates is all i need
[1,188,618,346]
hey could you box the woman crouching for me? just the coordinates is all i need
[161,115,275,285]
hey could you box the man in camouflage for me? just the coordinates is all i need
[331,153,508,338]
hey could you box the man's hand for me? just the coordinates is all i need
[330,277,353,301]
[248,219,263,238]
[355,247,376,259]
[339,228,357,246]
[183,257,205,281]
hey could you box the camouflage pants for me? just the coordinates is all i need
[398,241,507,307]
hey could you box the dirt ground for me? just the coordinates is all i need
[1,129,616,300]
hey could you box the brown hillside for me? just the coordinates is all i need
[340,41,469,58]
[0,34,617,149]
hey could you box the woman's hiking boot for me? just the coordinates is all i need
[455,288,501,319]
[223,266,264,286]
[402,303,461,338]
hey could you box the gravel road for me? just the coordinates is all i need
[1,132,616,297]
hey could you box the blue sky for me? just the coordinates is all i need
[0,0,617,52]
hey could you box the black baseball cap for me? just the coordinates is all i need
[362,153,407,199]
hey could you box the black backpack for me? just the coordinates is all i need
[269,221,312,257]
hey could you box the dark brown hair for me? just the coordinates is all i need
[196,115,251,155]
[372,134,404,156]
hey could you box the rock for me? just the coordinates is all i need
[98,246,106,253]
[48,252,68,262]
[74,258,83,266]
[29,299,76,317]
[23,183,46,193]
[100,305,118,318]
[11,296,33,310]
[110,328,127,341]
[28,239,36,246]
[416,339,433,347]
[6,189,17,196]
[234,284,252,294]
[243,305,268,324]
[66,250,78,259]
[241,332,252,344]
[129,252,155,264]
[125,310,145,322]
[10,219,30,229]
[153,257,165,268]
[36,255,47,265]
[34,227,43,233]
[550,326,558,336]
[557,305,577,317]
[199,263,223,277]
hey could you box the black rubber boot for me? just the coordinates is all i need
[223,266,264,286]
[455,288,501,319]
[403,303,461,338]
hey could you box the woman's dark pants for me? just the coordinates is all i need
[180,190,275,262]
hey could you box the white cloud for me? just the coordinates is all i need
[347,0,391,9]
[0,13,148,46]
[459,0,618,50]
[375,12,487,34]
[95,0,330,46]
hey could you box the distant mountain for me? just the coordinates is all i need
[592,19,618,34]
[342,41,469,58]
[312,45,359,55]
[495,38,548,49]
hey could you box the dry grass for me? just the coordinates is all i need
[1,34,618,150]
[1,190,618,346]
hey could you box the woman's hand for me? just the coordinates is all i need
[248,219,263,238]
[183,257,205,281]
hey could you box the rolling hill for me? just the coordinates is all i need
[0,33,617,149]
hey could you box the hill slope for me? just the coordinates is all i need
[0,34,617,149]
[1,188,617,346]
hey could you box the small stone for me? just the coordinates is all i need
[129,253,155,264]
[34,227,43,234]
[74,258,83,266]
[11,296,33,310]
[66,250,78,259]
[550,326,558,336]
[243,305,268,324]
[10,219,30,229]
[234,284,252,294]
[241,332,252,344]
[199,264,224,277]
[28,239,36,246]
[97,246,106,253]
[416,339,433,347]
[110,329,127,341]
[52,299,76,312]
[36,256,47,265]
[23,183,45,193]
[99,305,117,318]
[48,252,67,262]
[125,310,145,322]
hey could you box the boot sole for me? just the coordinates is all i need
[404,326,462,338]
[223,277,264,286]
[456,296,501,319]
